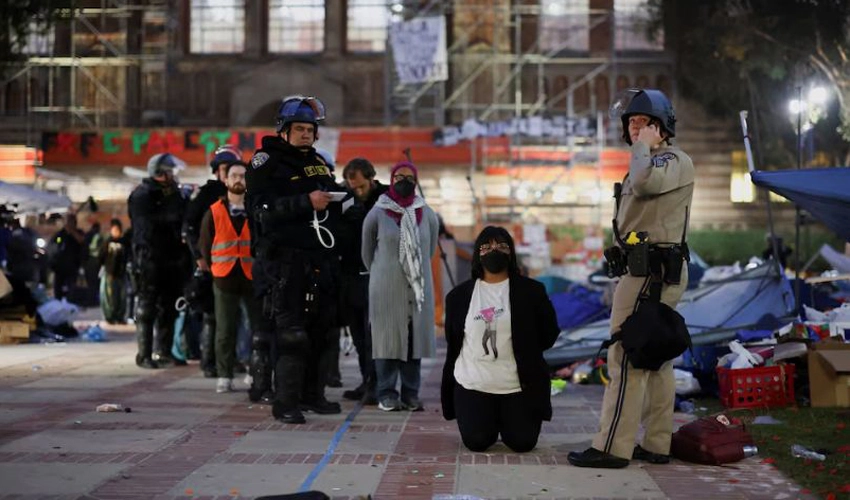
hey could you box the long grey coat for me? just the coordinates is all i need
[362,200,439,360]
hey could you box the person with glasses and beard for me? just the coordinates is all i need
[362,161,439,412]
[441,226,559,453]
[199,162,261,394]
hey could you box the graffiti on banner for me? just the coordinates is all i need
[433,115,597,146]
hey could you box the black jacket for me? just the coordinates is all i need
[338,181,388,275]
[246,135,341,257]
[127,178,187,264]
[183,179,227,260]
[441,275,560,421]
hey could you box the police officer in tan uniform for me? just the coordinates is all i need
[569,89,694,468]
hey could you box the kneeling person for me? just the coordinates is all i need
[441,227,560,453]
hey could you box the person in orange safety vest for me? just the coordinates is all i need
[199,161,261,394]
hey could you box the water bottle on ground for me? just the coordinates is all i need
[791,444,826,461]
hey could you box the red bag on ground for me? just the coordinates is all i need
[670,413,755,465]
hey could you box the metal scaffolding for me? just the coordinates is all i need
[1,0,171,144]
[385,0,672,227]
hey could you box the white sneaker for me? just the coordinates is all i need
[216,377,233,393]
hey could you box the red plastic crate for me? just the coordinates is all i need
[716,365,795,408]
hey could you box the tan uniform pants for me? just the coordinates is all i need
[591,267,688,459]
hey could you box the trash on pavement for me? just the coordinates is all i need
[96,403,131,413]
[791,444,826,461]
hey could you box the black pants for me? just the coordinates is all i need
[135,263,184,358]
[454,384,542,453]
[341,273,374,385]
[257,251,337,410]
[53,271,76,300]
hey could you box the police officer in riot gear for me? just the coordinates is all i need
[128,153,191,369]
[183,144,242,377]
[569,89,695,468]
[246,95,343,424]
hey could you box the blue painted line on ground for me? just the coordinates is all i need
[298,401,364,492]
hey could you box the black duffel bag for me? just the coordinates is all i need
[599,275,691,371]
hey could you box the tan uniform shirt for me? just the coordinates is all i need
[616,142,695,246]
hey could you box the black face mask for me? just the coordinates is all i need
[393,179,416,198]
[481,251,510,274]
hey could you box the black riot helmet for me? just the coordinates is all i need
[619,89,676,145]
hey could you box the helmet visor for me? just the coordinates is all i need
[279,95,326,122]
[158,153,187,173]
[609,88,641,121]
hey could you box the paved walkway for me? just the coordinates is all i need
[0,319,810,500]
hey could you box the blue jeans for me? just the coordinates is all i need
[375,358,421,403]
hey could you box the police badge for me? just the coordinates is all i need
[251,152,269,169]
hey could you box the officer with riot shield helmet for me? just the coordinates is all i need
[128,153,191,369]
[246,95,343,424]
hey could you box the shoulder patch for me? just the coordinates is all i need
[251,152,269,169]
[651,152,677,168]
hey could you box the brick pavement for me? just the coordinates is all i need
[0,324,813,500]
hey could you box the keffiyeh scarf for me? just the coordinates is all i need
[375,194,426,311]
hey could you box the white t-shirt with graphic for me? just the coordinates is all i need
[454,278,521,394]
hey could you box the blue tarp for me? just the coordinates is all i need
[0,181,71,214]
[544,263,796,367]
[750,167,850,242]
[549,285,609,330]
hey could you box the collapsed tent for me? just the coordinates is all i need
[0,181,71,214]
[818,243,850,274]
[750,167,850,242]
[544,263,796,367]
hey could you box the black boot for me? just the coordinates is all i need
[342,382,366,401]
[633,445,670,464]
[153,321,182,368]
[362,380,377,405]
[302,343,341,414]
[249,338,273,403]
[300,398,342,414]
[273,354,306,423]
[567,447,629,469]
[326,328,342,388]
[272,400,305,424]
[135,320,158,369]
[199,315,217,378]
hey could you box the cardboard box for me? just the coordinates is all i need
[808,341,850,407]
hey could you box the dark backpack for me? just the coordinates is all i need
[599,276,691,371]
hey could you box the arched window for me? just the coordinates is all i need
[635,74,650,89]
[552,75,569,110]
[5,81,24,116]
[656,74,671,94]
[29,78,42,108]
[594,75,610,110]
[574,81,589,112]
[615,75,630,92]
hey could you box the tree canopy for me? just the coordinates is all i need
[0,1,73,64]
[653,0,850,166]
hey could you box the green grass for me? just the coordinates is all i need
[692,399,850,499]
